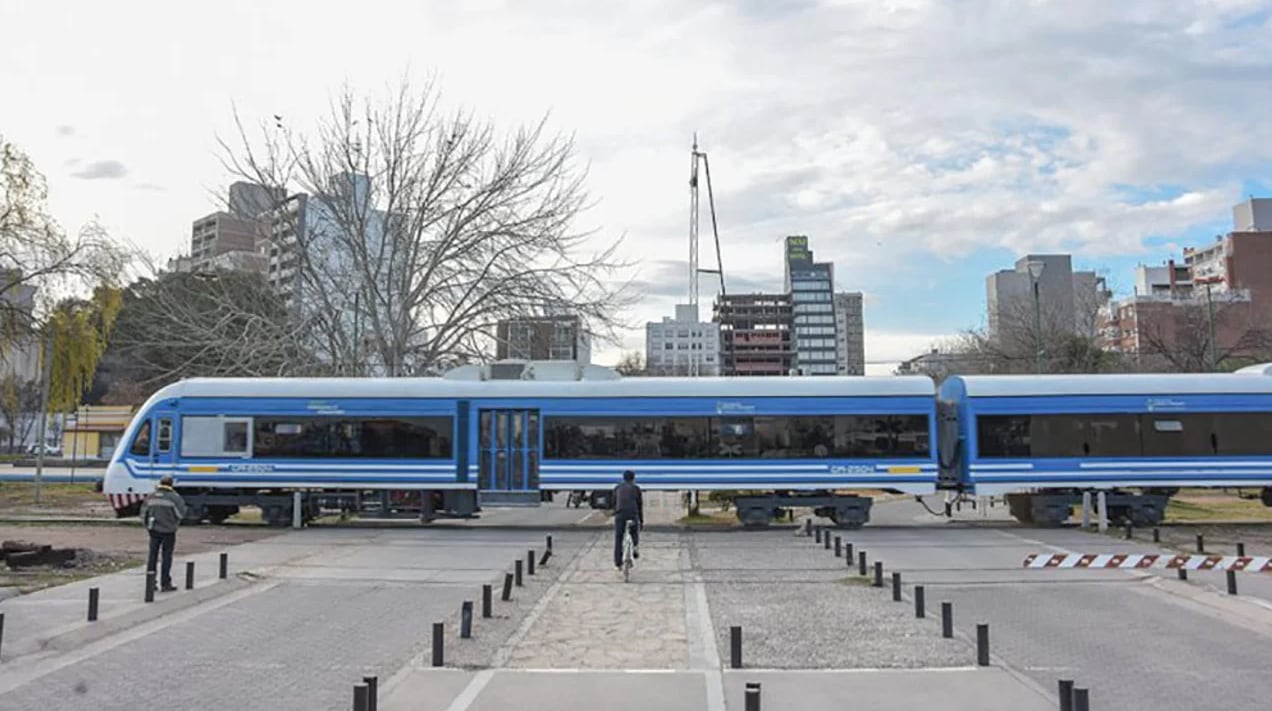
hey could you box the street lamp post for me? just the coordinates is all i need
[1197,277,1220,372]
[1026,261,1046,374]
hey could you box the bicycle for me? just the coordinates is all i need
[621,519,636,582]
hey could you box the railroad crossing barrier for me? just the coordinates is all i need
[1024,552,1272,572]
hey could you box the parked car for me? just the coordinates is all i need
[26,443,61,456]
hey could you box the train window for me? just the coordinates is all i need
[223,421,249,454]
[181,416,249,457]
[1211,413,1272,455]
[834,415,930,457]
[714,417,755,457]
[1140,414,1214,457]
[976,416,1031,458]
[156,419,173,453]
[1032,415,1141,458]
[129,420,152,456]
[543,417,712,459]
[252,417,453,459]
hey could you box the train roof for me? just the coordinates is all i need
[948,372,1272,397]
[148,375,936,401]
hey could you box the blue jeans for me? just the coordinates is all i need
[613,513,640,568]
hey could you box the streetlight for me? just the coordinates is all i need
[1195,275,1222,371]
[1026,260,1046,374]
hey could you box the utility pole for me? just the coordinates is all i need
[1203,279,1219,372]
[33,330,53,504]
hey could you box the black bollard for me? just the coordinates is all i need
[976,624,990,666]
[546,535,553,552]
[1153,527,1160,543]
[845,542,854,560]
[432,622,445,667]
[0,612,4,658]
[539,549,552,567]
[1238,542,1246,557]
[502,573,514,601]
[858,550,868,576]
[915,585,925,618]
[1227,570,1238,595]
[527,550,536,576]
[353,683,370,711]
[835,536,842,558]
[1059,680,1074,711]
[363,676,378,711]
[873,561,883,588]
[482,585,493,618]
[941,602,953,638]
[515,560,523,587]
[461,601,473,639]
[804,519,812,537]
[1196,534,1205,553]
[824,532,831,550]
[1072,688,1090,711]
[815,528,822,544]
[1124,523,1133,540]
[185,561,195,590]
[1178,568,1188,581]
[892,572,902,602]
[730,626,743,669]
[219,552,228,579]
[145,570,156,603]
[88,587,99,622]
[744,681,761,711]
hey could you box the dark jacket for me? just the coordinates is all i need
[141,486,187,534]
[613,481,643,524]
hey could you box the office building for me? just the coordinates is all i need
[833,292,865,375]
[986,254,1108,339]
[496,315,591,364]
[645,304,720,376]
[784,236,838,375]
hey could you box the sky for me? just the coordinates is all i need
[3,0,1272,373]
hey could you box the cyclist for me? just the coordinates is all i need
[613,469,644,572]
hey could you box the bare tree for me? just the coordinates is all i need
[0,375,40,453]
[614,350,646,376]
[220,81,632,376]
[1136,293,1272,372]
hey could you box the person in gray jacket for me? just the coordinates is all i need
[612,470,644,570]
[141,475,187,592]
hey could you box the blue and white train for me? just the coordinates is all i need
[102,366,1272,528]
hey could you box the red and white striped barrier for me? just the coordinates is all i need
[1023,552,1272,573]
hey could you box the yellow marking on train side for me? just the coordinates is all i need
[188,465,219,473]
[887,466,922,474]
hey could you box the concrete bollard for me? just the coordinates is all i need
[1178,568,1188,581]
[292,491,303,529]
[502,573,514,601]
[730,626,743,669]
[515,560,523,587]
[219,552,228,579]
[1097,491,1108,533]
[1080,491,1092,529]
[527,550,536,576]
[432,622,445,667]
[914,585,925,618]
[976,624,990,666]
[353,683,370,711]
[835,536,842,557]
[1238,542,1246,557]
[941,602,953,638]
[1196,534,1205,553]
[145,570,156,603]
[461,601,473,639]
[1072,688,1090,711]
[185,561,195,590]
[892,572,902,602]
[859,551,868,576]
[744,681,761,711]
[1227,570,1238,595]
[1059,680,1074,711]
[1153,527,1160,543]
[482,585,493,618]
[873,561,883,588]
[88,587,99,622]
[363,676,378,711]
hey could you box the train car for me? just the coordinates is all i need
[103,372,938,528]
[938,372,1272,525]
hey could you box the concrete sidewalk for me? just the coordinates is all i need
[0,530,332,663]
[380,668,1056,711]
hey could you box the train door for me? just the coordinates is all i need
[130,412,176,481]
[477,409,541,503]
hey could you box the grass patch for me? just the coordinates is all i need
[1166,495,1272,523]
[0,482,103,509]
[0,555,142,594]
[836,575,873,587]
[676,511,737,527]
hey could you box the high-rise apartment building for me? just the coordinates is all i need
[496,315,591,364]
[714,293,795,376]
[645,304,720,376]
[986,254,1108,339]
[179,182,282,276]
[784,236,838,375]
[833,292,865,375]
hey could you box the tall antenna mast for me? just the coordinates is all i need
[688,134,727,310]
